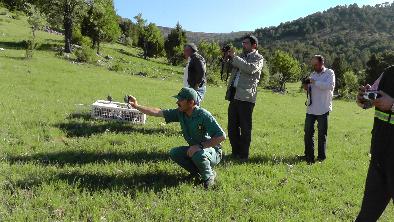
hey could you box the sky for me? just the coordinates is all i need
[114,0,391,33]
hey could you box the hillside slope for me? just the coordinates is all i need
[252,3,394,67]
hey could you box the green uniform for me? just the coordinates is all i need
[163,106,225,180]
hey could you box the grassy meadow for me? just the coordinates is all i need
[0,7,393,221]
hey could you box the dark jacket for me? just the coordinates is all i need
[188,53,206,89]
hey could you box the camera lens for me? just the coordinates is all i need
[368,93,376,100]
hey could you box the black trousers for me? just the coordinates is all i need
[356,120,394,222]
[228,99,255,159]
[304,112,329,160]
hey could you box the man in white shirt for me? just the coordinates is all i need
[302,55,335,163]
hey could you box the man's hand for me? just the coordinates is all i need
[127,95,138,108]
[356,84,371,104]
[373,91,394,112]
[187,145,202,158]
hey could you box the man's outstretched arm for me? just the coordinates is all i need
[127,95,164,117]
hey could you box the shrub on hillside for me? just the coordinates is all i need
[338,70,359,100]
[71,27,84,46]
[24,39,39,59]
[74,37,96,63]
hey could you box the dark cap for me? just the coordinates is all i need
[173,87,198,101]
[185,43,198,52]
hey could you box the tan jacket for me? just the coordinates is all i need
[225,50,264,103]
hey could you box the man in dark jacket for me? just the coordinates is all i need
[183,43,207,106]
[355,65,394,222]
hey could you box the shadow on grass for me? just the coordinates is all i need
[7,150,170,166]
[55,121,180,137]
[36,42,61,51]
[0,41,25,49]
[116,48,175,67]
[0,41,60,52]
[56,171,181,192]
[224,154,304,166]
[117,48,141,59]
[12,170,182,194]
[0,55,26,60]
[54,112,181,137]
[66,112,92,121]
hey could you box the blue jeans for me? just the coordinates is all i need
[195,85,206,106]
[304,112,329,160]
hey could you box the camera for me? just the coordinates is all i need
[363,91,381,101]
[301,77,311,85]
[124,95,131,104]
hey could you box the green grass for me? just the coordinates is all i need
[0,8,393,221]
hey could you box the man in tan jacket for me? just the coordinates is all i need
[224,35,264,161]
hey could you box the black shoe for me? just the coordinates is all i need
[203,171,216,189]
[298,155,315,164]
[229,154,240,159]
[317,157,326,162]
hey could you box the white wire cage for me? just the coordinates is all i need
[91,100,146,124]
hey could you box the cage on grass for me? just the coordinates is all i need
[91,100,146,124]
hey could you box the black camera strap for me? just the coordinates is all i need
[305,85,312,106]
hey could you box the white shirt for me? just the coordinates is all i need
[233,71,240,87]
[307,67,336,115]
[183,58,191,87]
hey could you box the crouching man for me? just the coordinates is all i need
[126,87,226,189]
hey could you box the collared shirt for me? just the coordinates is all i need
[307,67,336,115]
[162,107,225,146]
[183,58,191,87]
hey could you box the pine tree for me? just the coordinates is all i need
[164,22,187,66]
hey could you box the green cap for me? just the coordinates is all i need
[173,87,198,101]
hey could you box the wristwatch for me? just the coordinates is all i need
[198,143,204,149]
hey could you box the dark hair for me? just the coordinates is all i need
[184,43,198,53]
[243,35,258,47]
[314,55,325,64]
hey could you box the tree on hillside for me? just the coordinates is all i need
[133,13,147,48]
[270,50,301,92]
[140,23,165,59]
[365,54,381,85]
[164,22,187,66]
[81,0,120,54]
[365,52,394,84]
[25,3,46,58]
[331,56,349,95]
[39,0,86,53]
[197,40,222,84]
[198,41,221,69]
[339,70,359,99]
[118,17,134,46]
